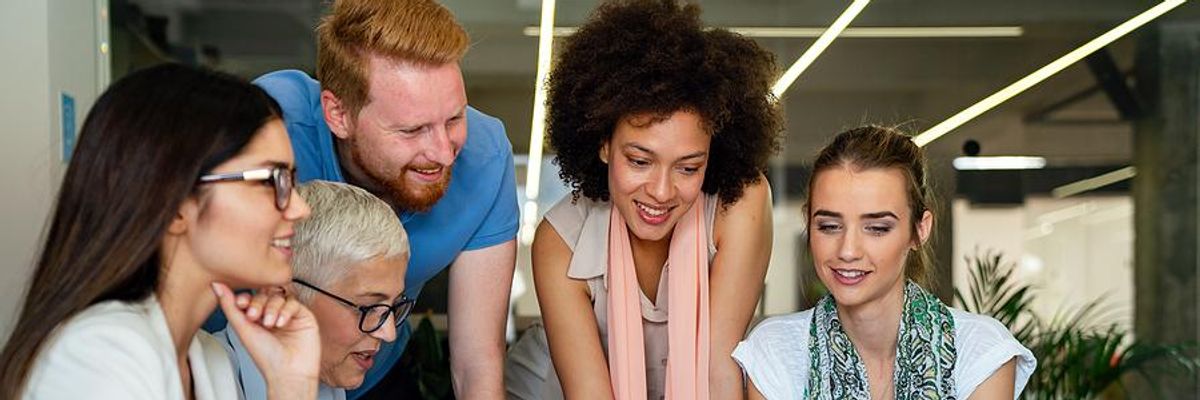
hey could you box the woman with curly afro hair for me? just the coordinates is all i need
[523,0,783,398]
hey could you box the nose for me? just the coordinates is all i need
[646,167,676,203]
[423,125,456,167]
[371,315,399,343]
[837,228,863,263]
[285,189,311,220]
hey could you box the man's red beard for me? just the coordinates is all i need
[349,142,452,213]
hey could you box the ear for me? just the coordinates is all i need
[915,209,934,247]
[321,90,354,140]
[599,141,611,164]
[167,197,200,235]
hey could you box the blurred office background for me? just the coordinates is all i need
[3,0,1200,397]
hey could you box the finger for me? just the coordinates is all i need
[260,294,288,327]
[275,297,304,328]
[213,282,256,334]
[236,292,252,308]
[246,291,271,321]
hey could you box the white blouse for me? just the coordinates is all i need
[733,308,1037,399]
[23,295,239,400]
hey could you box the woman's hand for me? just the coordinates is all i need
[212,282,320,400]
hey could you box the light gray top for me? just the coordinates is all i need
[544,194,719,399]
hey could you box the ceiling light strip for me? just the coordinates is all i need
[522,26,1022,39]
[913,0,1186,147]
[1051,166,1136,198]
[525,0,556,202]
[521,0,557,244]
[771,0,871,98]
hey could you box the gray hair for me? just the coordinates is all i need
[291,180,409,301]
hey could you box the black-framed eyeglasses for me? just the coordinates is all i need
[197,164,296,211]
[292,279,415,334]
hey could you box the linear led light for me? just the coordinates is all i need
[953,156,1046,170]
[772,0,870,98]
[1051,166,1136,198]
[521,0,557,245]
[913,0,1187,147]
[522,26,1022,38]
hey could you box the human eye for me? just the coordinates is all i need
[395,126,424,136]
[814,221,842,234]
[865,223,894,236]
[627,156,650,168]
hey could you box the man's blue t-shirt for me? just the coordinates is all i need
[256,70,519,398]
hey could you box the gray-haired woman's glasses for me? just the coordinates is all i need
[292,278,415,333]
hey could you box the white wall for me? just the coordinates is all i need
[952,196,1135,325]
[0,0,106,342]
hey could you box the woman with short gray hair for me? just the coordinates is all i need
[218,180,412,400]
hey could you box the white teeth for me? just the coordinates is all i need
[413,167,440,174]
[835,269,866,278]
[636,202,667,217]
[271,238,291,248]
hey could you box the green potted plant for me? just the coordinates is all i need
[956,251,1199,399]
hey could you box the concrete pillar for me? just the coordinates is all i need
[1133,20,1200,398]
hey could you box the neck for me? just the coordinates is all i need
[628,228,670,271]
[157,244,220,360]
[835,281,906,363]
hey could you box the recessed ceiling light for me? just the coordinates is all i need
[953,156,1047,170]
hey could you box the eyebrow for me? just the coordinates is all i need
[257,160,292,169]
[812,210,899,220]
[357,290,406,303]
[624,143,708,161]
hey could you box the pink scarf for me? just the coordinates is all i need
[607,202,710,400]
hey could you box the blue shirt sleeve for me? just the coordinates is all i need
[464,146,520,250]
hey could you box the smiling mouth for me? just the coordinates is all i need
[830,268,872,285]
[351,350,376,369]
[270,237,292,249]
[634,200,673,216]
[834,269,868,278]
[633,200,676,225]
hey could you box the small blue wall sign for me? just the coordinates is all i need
[61,92,76,163]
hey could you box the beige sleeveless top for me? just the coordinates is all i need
[544,194,718,399]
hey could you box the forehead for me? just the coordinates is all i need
[611,111,710,155]
[810,165,910,216]
[362,55,465,120]
[335,255,407,295]
[221,119,293,167]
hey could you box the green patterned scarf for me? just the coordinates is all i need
[806,281,957,399]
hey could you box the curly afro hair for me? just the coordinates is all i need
[546,0,784,206]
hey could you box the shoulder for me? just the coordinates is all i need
[543,196,597,246]
[254,70,320,117]
[712,176,770,240]
[42,300,164,354]
[745,310,813,345]
[26,300,170,397]
[461,106,512,161]
[950,309,1038,398]
[733,310,813,400]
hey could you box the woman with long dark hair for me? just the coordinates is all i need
[0,64,321,399]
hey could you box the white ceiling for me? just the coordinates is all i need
[127,0,1200,165]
